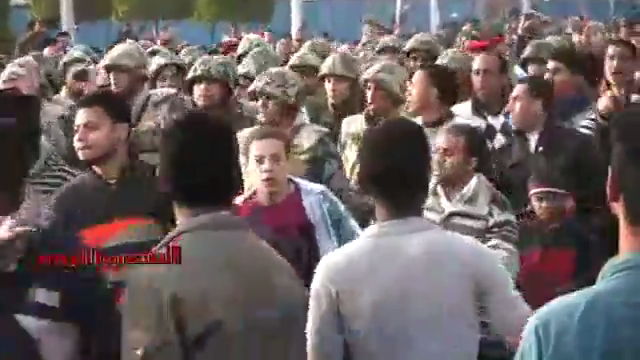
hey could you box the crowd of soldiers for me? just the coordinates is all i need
[1,8,640,360]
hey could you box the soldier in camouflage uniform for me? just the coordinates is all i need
[53,49,96,108]
[275,37,294,65]
[236,46,281,113]
[287,50,332,129]
[237,67,369,222]
[340,60,409,187]
[101,40,150,125]
[185,55,255,132]
[403,32,443,74]
[435,48,473,103]
[179,45,205,69]
[131,87,193,168]
[299,38,333,61]
[374,35,404,64]
[147,52,187,91]
[236,33,270,64]
[318,51,364,141]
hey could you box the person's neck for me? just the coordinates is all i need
[91,149,129,182]
[419,106,447,126]
[475,95,504,116]
[374,201,424,222]
[256,180,293,206]
[173,204,230,226]
[441,173,474,200]
[618,219,640,255]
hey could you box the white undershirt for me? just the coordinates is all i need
[526,131,540,153]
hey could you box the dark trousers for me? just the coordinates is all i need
[0,314,43,360]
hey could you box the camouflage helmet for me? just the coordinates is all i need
[318,51,359,80]
[361,60,409,103]
[247,67,305,105]
[520,40,555,64]
[299,38,332,61]
[287,50,323,71]
[186,55,237,89]
[179,45,205,67]
[403,32,443,56]
[435,49,473,72]
[137,39,155,51]
[69,44,99,62]
[236,34,269,60]
[146,45,172,58]
[374,35,403,54]
[0,63,28,90]
[148,52,187,79]
[102,40,148,72]
[545,35,574,50]
[237,46,281,82]
[59,48,94,77]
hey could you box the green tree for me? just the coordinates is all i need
[114,0,194,21]
[0,0,13,53]
[193,0,274,24]
[30,0,114,23]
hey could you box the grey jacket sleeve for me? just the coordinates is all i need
[307,257,346,360]
[473,243,532,339]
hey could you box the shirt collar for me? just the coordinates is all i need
[597,253,640,283]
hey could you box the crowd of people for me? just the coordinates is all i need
[0,7,640,360]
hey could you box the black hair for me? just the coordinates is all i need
[476,51,509,75]
[357,117,430,211]
[159,110,242,208]
[517,76,554,114]
[42,37,57,48]
[549,46,586,77]
[242,126,291,162]
[76,89,131,124]
[527,155,570,193]
[606,38,637,58]
[442,123,496,183]
[56,31,70,38]
[417,64,459,108]
[610,105,640,226]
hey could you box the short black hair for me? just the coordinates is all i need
[159,110,242,208]
[242,126,291,162]
[357,117,430,210]
[417,64,458,108]
[610,105,640,226]
[56,31,70,38]
[76,89,131,124]
[442,123,496,182]
[549,46,586,77]
[517,76,554,114]
[606,38,637,58]
[42,37,57,48]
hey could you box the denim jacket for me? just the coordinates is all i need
[235,176,361,256]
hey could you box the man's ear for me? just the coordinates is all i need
[607,166,620,205]
[115,123,130,142]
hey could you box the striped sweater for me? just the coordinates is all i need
[26,138,81,198]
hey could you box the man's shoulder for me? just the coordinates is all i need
[340,113,366,132]
[527,285,599,333]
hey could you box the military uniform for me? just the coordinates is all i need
[178,45,206,69]
[403,32,443,73]
[147,52,187,89]
[236,34,270,63]
[299,38,333,61]
[287,50,332,129]
[186,55,255,132]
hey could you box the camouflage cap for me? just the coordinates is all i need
[435,49,473,72]
[137,40,155,50]
[59,48,94,76]
[318,51,359,80]
[275,38,291,59]
[179,45,205,67]
[403,32,443,56]
[247,67,304,105]
[148,52,187,79]
[146,45,172,58]
[69,44,99,62]
[236,34,269,59]
[374,35,403,54]
[237,46,281,81]
[0,64,28,89]
[186,55,237,88]
[102,40,148,71]
[545,35,574,50]
[287,50,323,71]
[143,87,193,128]
[299,38,333,61]
[361,60,409,103]
[520,40,555,63]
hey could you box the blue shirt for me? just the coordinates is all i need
[514,253,640,360]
